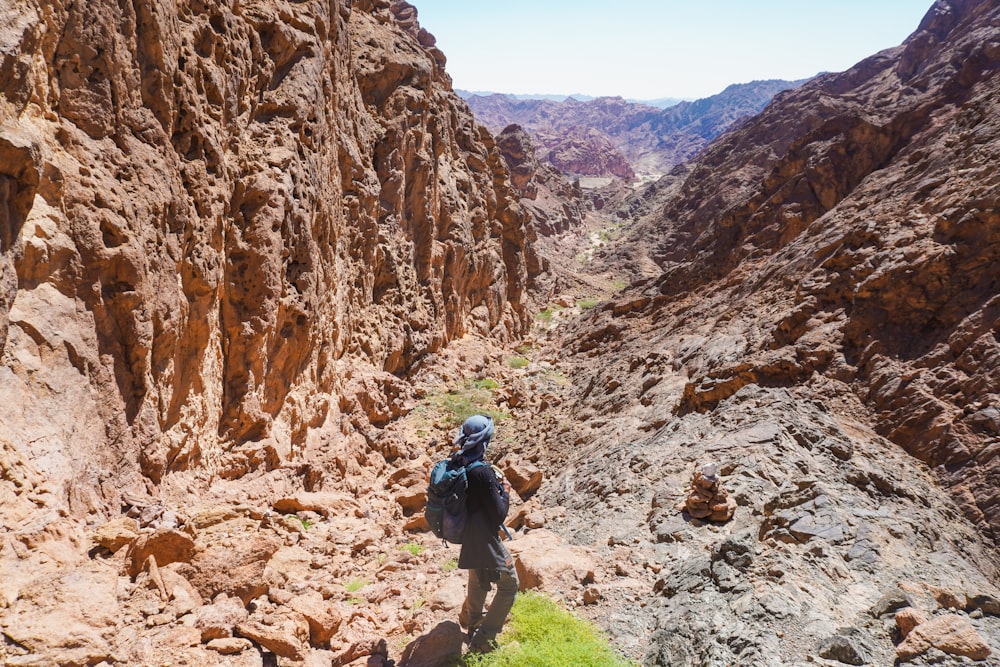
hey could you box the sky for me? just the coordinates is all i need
[411,0,934,101]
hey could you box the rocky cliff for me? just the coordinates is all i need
[0,0,531,505]
[0,1,538,663]
[537,0,1000,663]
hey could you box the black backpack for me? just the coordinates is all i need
[425,459,486,544]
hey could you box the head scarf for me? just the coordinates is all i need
[453,414,494,465]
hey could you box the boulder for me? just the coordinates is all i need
[193,594,249,642]
[206,637,253,654]
[502,459,543,499]
[236,608,310,660]
[92,516,140,553]
[895,607,929,638]
[508,529,596,591]
[273,492,358,518]
[288,590,343,646]
[896,614,991,661]
[398,621,464,667]
[178,535,281,604]
[126,528,196,577]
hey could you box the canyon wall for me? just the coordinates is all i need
[581,0,1000,540]
[0,0,531,517]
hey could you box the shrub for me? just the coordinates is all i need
[430,380,510,427]
[507,356,529,369]
[344,578,369,593]
[577,298,600,310]
[473,378,500,390]
[401,542,426,556]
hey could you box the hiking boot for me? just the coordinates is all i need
[468,629,498,653]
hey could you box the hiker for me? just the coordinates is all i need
[453,414,518,653]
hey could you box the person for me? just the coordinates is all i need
[453,414,518,653]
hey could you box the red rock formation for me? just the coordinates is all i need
[464,82,805,178]
[495,124,587,237]
[0,0,532,505]
[583,0,1000,539]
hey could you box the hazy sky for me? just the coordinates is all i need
[411,0,934,100]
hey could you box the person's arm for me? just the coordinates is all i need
[471,464,509,529]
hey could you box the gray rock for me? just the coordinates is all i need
[818,628,871,665]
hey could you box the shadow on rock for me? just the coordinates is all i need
[399,621,465,667]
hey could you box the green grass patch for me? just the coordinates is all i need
[473,378,500,390]
[429,379,511,427]
[460,591,637,667]
[400,542,426,557]
[344,578,370,593]
[295,515,313,531]
[534,308,555,322]
[507,356,529,369]
[577,298,600,310]
[442,558,458,572]
[611,278,628,291]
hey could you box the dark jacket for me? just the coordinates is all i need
[458,460,510,569]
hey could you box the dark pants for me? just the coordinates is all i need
[460,558,519,640]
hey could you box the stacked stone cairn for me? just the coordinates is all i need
[685,463,736,522]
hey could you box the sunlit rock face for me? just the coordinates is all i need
[0,0,531,503]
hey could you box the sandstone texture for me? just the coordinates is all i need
[0,0,540,663]
[0,0,534,506]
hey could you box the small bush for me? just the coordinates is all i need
[460,591,637,666]
[534,308,554,322]
[577,298,600,310]
[401,542,426,557]
[507,356,529,369]
[344,578,369,593]
[430,380,510,427]
[473,378,500,390]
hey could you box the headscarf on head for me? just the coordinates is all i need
[452,414,494,465]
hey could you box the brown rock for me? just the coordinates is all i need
[126,528,196,577]
[1,562,119,667]
[206,637,253,654]
[394,488,427,514]
[398,621,464,667]
[503,459,544,499]
[288,591,343,646]
[193,595,249,642]
[273,492,357,518]
[895,607,929,638]
[896,614,991,661]
[237,609,310,660]
[92,516,140,553]
[159,567,203,616]
[178,535,281,604]
[508,529,596,591]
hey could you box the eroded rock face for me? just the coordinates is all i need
[524,0,1000,662]
[0,0,530,505]
[588,0,1000,541]
[495,124,587,237]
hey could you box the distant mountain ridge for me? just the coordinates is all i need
[456,89,686,109]
[463,79,809,178]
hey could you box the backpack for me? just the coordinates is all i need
[425,459,486,544]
